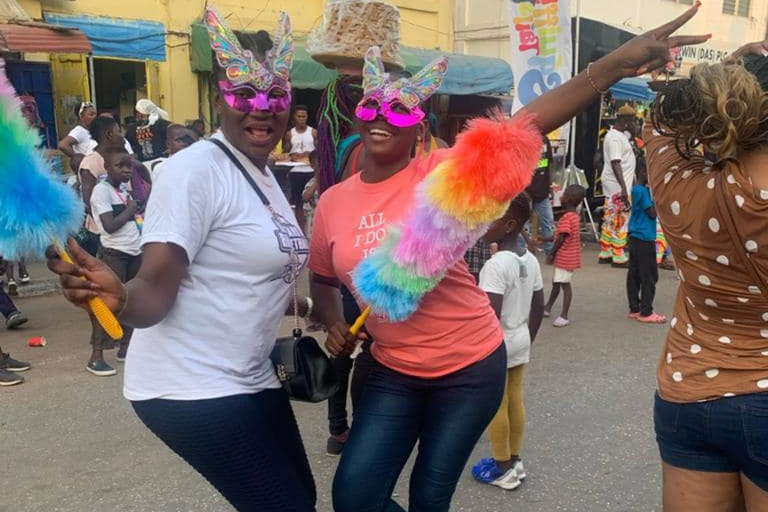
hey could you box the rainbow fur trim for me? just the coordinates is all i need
[0,59,83,260]
[353,112,542,322]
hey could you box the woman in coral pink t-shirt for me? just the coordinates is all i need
[309,11,707,509]
[310,51,523,512]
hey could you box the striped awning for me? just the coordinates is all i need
[0,22,91,54]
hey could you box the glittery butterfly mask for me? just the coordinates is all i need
[356,46,447,128]
[205,7,294,113]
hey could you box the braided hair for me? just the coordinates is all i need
[317,75,363,193]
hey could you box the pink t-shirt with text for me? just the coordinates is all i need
[310,151,503,379]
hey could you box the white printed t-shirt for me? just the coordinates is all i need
[601,128,636,198]
[90,181,142,256]
[479,250,543,368]
[124,131,309,401]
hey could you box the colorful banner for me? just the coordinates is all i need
[508,0,572,123]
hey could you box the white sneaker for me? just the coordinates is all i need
[514,460,526,480]
[491,467,521,491]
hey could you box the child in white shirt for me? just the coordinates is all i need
[88,148,143,376]
[471,194,545,491]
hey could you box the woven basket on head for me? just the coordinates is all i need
[308,0,405,71]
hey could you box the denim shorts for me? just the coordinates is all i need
[655,391,768,490]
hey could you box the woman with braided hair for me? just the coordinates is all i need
[316,75,365,193]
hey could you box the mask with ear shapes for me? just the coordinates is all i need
[205,6,294,114]
[356,46,448,128]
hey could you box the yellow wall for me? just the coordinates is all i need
[21,0,452,127]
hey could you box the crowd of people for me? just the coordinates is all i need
[0,2,763,511]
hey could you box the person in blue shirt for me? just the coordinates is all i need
[627,159,666,324]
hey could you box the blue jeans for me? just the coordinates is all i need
[655,392,768,491]
[0,287,18,319]
[332,343,506,512]
[518,198,555,254]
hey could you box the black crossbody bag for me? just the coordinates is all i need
[210,139,339,403]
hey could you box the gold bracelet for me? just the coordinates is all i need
[587,62,609,95]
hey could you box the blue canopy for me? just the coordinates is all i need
[403,47,513,96]
[610,77,656,102]
[44,13,166,61]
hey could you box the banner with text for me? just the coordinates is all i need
[508,0,572,140]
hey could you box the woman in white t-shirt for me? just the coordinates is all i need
[47,11,317,512]
[58,101,98,170]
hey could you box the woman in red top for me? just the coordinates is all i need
[311,7,707,511]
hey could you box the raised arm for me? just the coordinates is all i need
[516,3,710,135]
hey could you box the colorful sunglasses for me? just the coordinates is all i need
[355,98,425,128]
[218,81,292,114]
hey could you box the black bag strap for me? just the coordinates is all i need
[714,169,768,299]
[210,137,302,329]
[209,138,272,209]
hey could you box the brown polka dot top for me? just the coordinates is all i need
[646,125,768,403]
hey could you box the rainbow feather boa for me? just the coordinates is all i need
[0,59,83,260]
[352,113,542,322]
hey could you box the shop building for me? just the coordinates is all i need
[453,0,768,196]
[4,0,453,150]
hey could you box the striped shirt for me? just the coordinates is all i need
[554,212,581,271]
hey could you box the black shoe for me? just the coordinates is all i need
[7,280,18,296]
[116,342,129,362]
[598,258,613,265]
[326,432,348,457]
[6,311,28,329]
[19,272,30,284]
[0,368,23,386]
[86,360,117,377]
[0,352,30,372]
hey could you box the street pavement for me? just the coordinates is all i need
[2,247,675,512]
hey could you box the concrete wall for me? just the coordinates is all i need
[22,0,452,123]
[454,0,768,66]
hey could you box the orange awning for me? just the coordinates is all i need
[0,23,91,54]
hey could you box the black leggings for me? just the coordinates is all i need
[132,390,316,512]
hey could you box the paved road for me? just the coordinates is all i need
[2,248,675,512]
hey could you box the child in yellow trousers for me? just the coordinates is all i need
[471,194,545,491]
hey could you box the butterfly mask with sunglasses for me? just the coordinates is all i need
[356,47,448,128]
[204,7,294,114]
